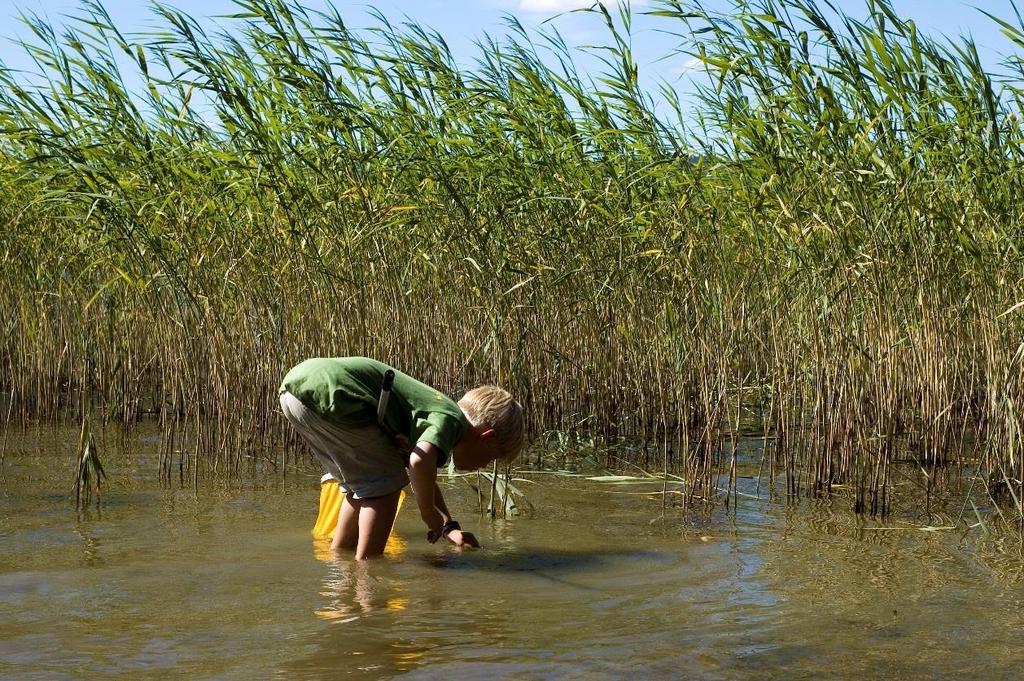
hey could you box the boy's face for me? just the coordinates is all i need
[451,426,502,471]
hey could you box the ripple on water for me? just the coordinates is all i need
[3,436,1024,679]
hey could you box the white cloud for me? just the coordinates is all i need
[673,56,702,76]
[516,0,648,14]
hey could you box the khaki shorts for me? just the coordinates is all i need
[279,391,408,499]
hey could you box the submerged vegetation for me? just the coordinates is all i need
[2,0,1024,530]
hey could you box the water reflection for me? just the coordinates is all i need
[288,527,727,679]
[286,555,508,678]
[314,546,413,622]
[6,427,1024,680]
[73,525,104,567]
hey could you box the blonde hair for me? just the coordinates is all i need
[459,385,524,460]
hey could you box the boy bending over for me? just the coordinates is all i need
[279,357,524,560]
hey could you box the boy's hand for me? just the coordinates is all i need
[445,529,480,548]
[425,528,481,548]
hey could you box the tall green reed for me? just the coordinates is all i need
[1,0,1023,533]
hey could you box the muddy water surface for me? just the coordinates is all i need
[2,426,1022,679]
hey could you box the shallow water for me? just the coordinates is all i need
[2,426,1022,680]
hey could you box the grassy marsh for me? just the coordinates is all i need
[2,0,1024,533]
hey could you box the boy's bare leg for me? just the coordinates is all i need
[353,490,403,560]
[332,494,359,551]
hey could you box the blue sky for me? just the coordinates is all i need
[0,0,1020,99]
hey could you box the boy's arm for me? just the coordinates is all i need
[408,443,445,537]
[407,442,481,548]
[431,483,480,548]
[432,480,453,522]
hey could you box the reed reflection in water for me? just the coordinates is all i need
[2,431,1022,679]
